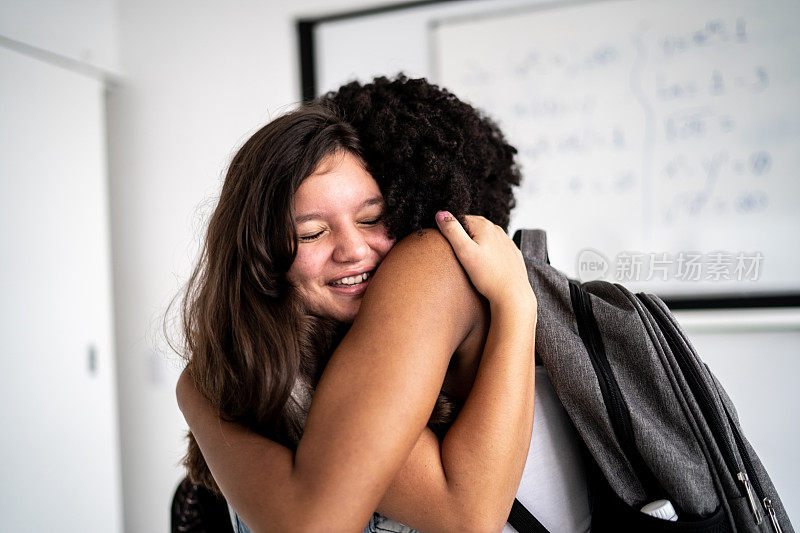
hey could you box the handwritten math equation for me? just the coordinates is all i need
[442,7,793,228]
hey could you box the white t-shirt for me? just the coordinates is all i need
[504,366,591,533]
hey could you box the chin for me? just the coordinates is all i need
[337,308,359,324]
[332,302,362,324]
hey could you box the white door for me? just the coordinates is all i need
[0,46,122,532]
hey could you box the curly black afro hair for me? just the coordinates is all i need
[320,75,521,240]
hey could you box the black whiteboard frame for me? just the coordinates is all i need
[297,0,459,101]
[295,0,800,310]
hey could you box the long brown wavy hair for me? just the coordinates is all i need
[177,105,361,492]
[177,101,462,494]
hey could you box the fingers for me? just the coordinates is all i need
[435,211,532,306]
[461,215,494,239]
[435,211,475,256]
[462,215,506,245]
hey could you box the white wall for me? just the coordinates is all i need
[0,1,122,531]
[0,0,120,74]
[105,1,406,531]
[0,45,122,533]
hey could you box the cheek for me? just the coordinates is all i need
[371,229,396,259]
[378,237,395,258]
[287,248,324,287]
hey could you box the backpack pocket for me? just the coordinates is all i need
[588,462,731,533]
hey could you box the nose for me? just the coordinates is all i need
[332,226,369,263]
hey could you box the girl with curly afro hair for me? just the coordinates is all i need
[321,75,521,239]
[175,76,555,532]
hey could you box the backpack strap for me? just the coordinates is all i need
[507,229,552,532]
[508,498,550,533]
[512,229,549,265]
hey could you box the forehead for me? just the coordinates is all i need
[293,152,382,216]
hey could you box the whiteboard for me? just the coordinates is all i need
[432,0,800,298]
[307,0,800,301]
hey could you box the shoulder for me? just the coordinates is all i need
[356,228,481,331]
[175,367,196,413]
[366,228,473,303]
[377,228,462,280]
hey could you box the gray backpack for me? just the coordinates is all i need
[508,229,792,533]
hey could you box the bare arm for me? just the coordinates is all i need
[375,215,537,531]
[178,226,536,532]
[375,302,536,531]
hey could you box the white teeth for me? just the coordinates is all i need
[332,271,370,286]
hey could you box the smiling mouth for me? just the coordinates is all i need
[329,270,373,287]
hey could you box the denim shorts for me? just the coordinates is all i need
[364,513,418,532]
[234,511,418,533]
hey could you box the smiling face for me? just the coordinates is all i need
[287,151,395,323]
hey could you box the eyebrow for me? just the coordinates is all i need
[294,196,385,224]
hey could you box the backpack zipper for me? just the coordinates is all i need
[764,498,783,533]
[711,363,782,531]
[638,295,770,526]
[737,472,763,525]
[569,281,662,501]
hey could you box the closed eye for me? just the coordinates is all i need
[360,215,383,226]
[299,230,324,242]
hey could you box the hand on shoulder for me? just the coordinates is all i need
[435,212,537,316]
